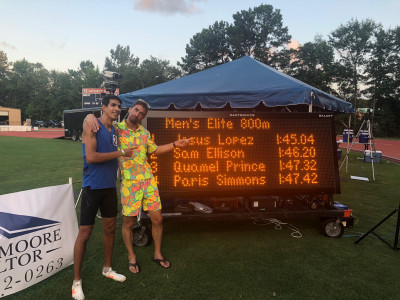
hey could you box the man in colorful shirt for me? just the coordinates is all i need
[85,99,190,273]
[117,100,191,272]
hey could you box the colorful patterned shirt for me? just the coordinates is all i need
[115,120,158,182]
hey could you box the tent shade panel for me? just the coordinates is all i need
[119,56,353,113]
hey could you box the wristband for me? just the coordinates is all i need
[121,149,125,156]
[173,142,176,148]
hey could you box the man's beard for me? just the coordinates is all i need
[129,116,139,124]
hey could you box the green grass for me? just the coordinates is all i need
[0,136,83,194]
[1,136,399,299]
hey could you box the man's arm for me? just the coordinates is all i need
[153,138,191,156]
[83,121,134,164]
[83,114,100,132]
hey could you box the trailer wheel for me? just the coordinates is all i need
[322,219,344,238]
[78,134,82,141]
[132,225,152,247]
[71,134,78,141]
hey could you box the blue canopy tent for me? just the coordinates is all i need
[119,56,353,113]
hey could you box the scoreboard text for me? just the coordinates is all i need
[143,112,340,197]
[82,88,120,108]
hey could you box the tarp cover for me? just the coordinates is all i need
[119,56,353,113]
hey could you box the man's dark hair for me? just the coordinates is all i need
[132,99,150,113]
[102,94,122,106]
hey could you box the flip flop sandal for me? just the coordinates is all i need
[153,258,171,269]
[128,262,140,273]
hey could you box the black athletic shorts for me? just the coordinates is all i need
[80,187,118,226]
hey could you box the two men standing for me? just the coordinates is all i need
[72,96,190,299]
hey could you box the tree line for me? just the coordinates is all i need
[0,49,181,122]
[0,4,399,136]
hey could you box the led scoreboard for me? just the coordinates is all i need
[143,111,340,198]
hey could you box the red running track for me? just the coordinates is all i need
[337,138,400,163]
[0,128,65,139]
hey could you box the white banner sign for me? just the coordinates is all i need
[0,184,78,298]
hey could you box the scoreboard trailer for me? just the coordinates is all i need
[144,111,340,198]
[133,111,353,243]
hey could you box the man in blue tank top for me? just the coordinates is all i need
[72,95,135,300]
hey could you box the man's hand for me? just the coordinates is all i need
[154,138,192,156]
[121,147,136,157]
[174,138,192,148]
[84,114,100,132]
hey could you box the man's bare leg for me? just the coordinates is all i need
[73,225,94,281]
[102,217,117,268]
[148,210,170,268]
[122,216,139,273]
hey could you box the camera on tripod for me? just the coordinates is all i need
[102,71,122,80]
[365,108,372,121]
[101,71,122,95]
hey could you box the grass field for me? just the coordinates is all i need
[0,136,399,299]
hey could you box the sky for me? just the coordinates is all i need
[1,0,399,72]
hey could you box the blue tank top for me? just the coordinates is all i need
[82,120,118,189]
